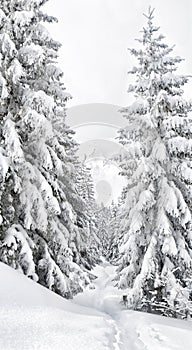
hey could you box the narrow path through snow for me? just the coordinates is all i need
[73,259,141,350]
[105,318,122,350]
[1,261,192,349]
[73,259,192,350]
[73,259,124,349]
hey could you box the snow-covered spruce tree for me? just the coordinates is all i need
[0,0,92,297]
[72,162,101,271]
[107,202,119,262]
[0,2,39,280]
[107,196,127,264]
[96,204,112,259]
[116,8,192,317]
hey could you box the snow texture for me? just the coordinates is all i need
[1,261,192,350]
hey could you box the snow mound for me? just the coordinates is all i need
[0,263,112,350]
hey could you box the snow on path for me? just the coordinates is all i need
[1,261,192,349]
[73,260,125,349]
[73,259,192,350]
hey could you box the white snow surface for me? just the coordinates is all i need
[1,260,192,350]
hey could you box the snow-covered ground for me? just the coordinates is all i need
[1,260,192,350]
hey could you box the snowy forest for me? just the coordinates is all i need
[1,1,192,348]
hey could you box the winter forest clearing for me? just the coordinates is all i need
[1,0,192,348]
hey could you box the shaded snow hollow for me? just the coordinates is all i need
[0,261,192,349]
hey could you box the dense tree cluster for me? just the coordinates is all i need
[0,0,99,298]
[0,0,192,320]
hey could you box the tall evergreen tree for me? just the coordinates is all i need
[73,162,101,270]
[0,0,94,297]
[96,204,111,258]
[116,8,192,317]
[107,199,124,264]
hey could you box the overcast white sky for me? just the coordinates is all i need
[44,0,192,107]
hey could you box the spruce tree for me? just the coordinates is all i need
[116,8,192,317]
[0,0,93,297]
[73,162,101,270]
[96,204,111,258]
[107,196,127,265]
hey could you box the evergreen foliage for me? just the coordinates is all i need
[0,0,98,297]
[107,200,124,264]
[96,204,111,258]
[75,162,101,270]
[116,8,192,318]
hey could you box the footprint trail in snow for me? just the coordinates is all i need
[73,259,192,350]
[73,260,125,349]
[1,261,192,350]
